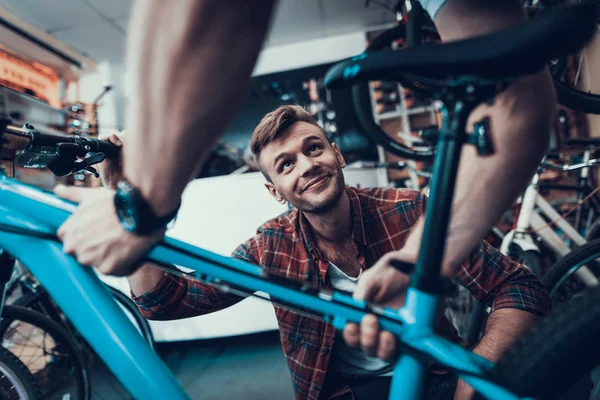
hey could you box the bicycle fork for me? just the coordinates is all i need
[0,250,16,318]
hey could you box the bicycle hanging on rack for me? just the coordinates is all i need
[499,151,600,280]
[0,3,596,400]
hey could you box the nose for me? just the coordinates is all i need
[297,154,320,177]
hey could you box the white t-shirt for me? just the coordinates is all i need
[419,0,449,18]
[327,262,394,378]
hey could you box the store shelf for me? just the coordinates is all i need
[0,7,96,80]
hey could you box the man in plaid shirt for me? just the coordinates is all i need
[114,105,550,400]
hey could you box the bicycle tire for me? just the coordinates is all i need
[11,293,46,315]
[526,0,600,113]
[553,78,600,115]
[0,346,41,400]
[105,285,156,351]
[542,238,600,296]
[0,305,90,400]
[12,282,155,350]
[351,21,437,161]
[479,285,600,399]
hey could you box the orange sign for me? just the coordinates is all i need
[0,46,61,108]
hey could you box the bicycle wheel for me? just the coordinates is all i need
[105,284,156,351]
[480,285,600,399]
[0,346,41,400]
[528,0,600,113]
[542,238,600,299]
[350,14,438,161]
[0,305,89,400]
[12,279,155,351]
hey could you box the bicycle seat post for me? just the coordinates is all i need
[390,86,488,400]
[410,88,482,299]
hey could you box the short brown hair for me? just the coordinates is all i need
[250,105,321,161]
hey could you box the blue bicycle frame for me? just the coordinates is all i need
[0,173,524,399]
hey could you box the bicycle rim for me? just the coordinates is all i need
[0,346,41,400]
[0,305,89,400]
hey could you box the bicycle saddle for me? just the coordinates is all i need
[325,2,596,90]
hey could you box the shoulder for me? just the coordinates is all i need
[231,208,298,262]
[349,186,425,211]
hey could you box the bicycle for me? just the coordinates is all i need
[366,0,600,116]
[5,266,156,398]
[499,151,600,279]
[0,3,596,400]
[0,301,89,400]
[543,238,600,297]
[6,260,156,352]
[0,345,40,399]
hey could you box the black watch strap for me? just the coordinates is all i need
[114,179,179,235]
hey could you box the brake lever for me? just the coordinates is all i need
[48,150,105,177]
[71,152,106,177]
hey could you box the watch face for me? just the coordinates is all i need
[114,190,139,232]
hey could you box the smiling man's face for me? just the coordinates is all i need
[259,121,346,213]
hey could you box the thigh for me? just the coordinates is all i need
[348,372,457,400]
[425,373,458,400]
[349,377,391,400]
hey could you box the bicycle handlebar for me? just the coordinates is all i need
[3,124,119,157]
[540,158,600,172]
[1,123,120,177]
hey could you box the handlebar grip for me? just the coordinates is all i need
[88,138,120,159]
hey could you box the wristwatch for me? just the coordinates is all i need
[114,179,179,235]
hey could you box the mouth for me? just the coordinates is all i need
[302,175,330,192]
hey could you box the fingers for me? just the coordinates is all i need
[109,132,123,146]
[54,184,86,203]
[99,130,124,146]
[376,330,397,361]
[344,317,397,361]
[343,322,360,348]
[359,314,381,357]
[353,268,379,302]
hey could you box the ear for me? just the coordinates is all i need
[264,182,287,205]
[331,143,346,168]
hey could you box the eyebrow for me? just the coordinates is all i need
[272,135,324,168]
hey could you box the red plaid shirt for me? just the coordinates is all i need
[133,186,551,400]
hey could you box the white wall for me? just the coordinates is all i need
[252,31,366,77]
[101,169,381,341]
[76,61,122,132]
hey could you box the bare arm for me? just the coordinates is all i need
[454,309,541,399]
[473,309,539,361]
[124,0,277,215]
[55,1,278,276]
[405,0,556,277]
[128,264,164,297]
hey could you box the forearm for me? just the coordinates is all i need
[406,70,554,277]
[454,308,540,399]
[127,263,166,297]
[124,0,276,215]
[441,69,554,276]
[419,0,555,277]
[130,265,245,320]
[472,308,540,362]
